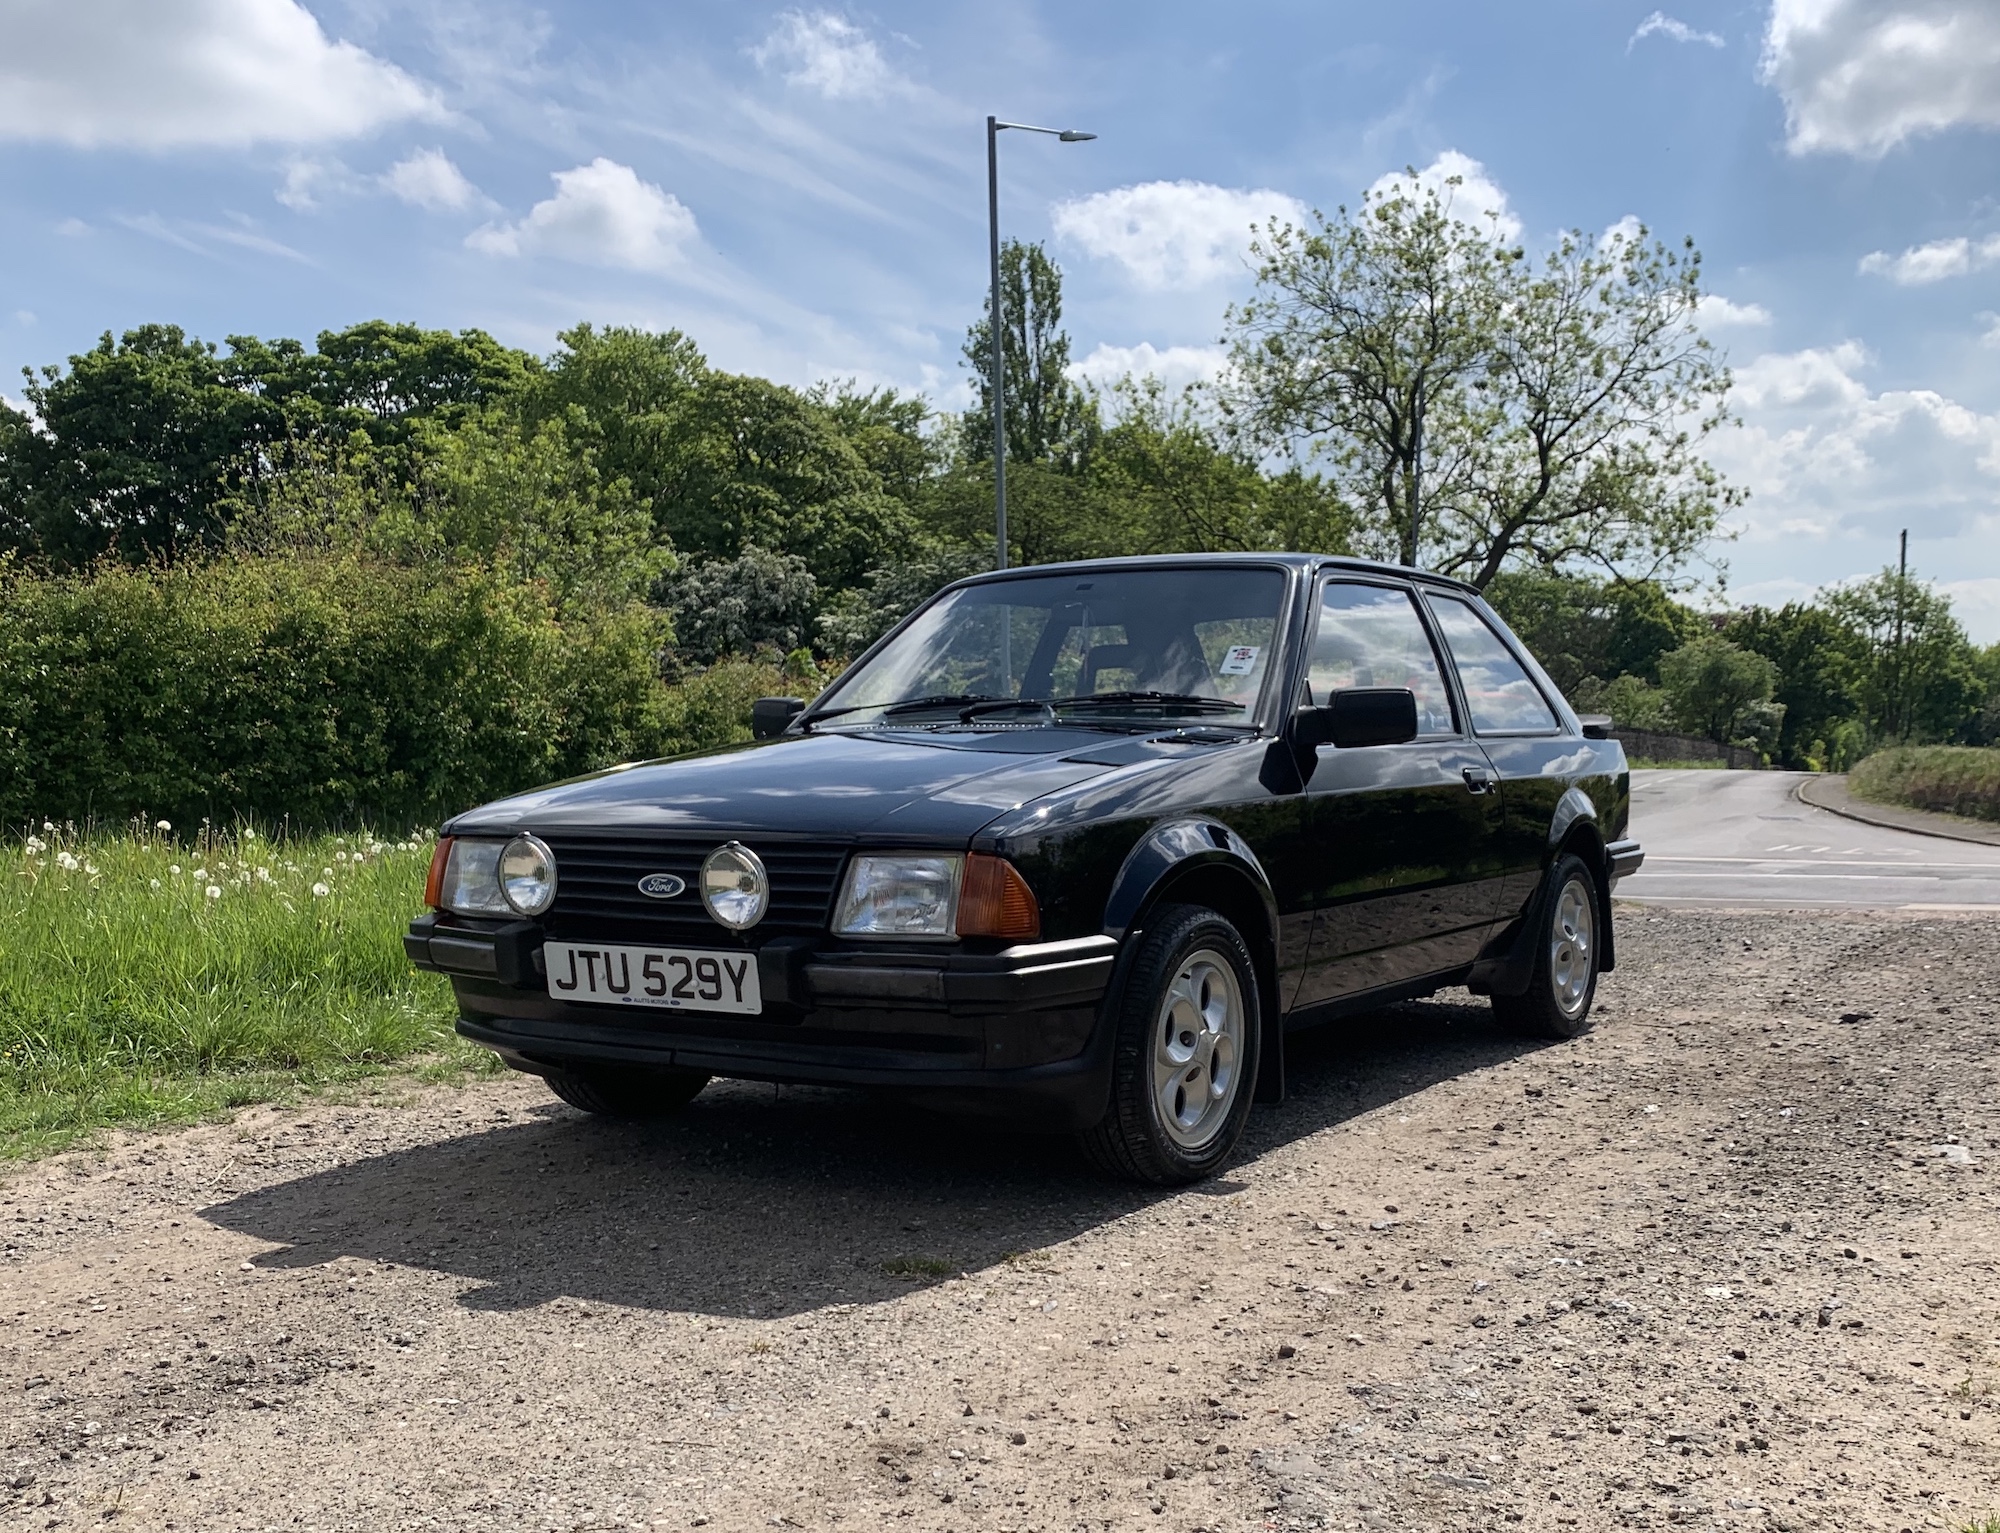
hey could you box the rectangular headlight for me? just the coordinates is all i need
[834,854,963,937]
[439,838,510,916]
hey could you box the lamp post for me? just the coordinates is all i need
[986,116,1095,571]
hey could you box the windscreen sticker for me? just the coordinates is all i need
[1219,645,1261,676]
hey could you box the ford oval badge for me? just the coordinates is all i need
[637,873,686,899]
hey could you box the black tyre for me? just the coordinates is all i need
[543,1065,712,1118]
[1082,903,1261,1186]
[1493,852,1601,1041]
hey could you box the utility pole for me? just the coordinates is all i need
[1894,527,1908,740]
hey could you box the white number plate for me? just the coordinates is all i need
[545,941,761,1014]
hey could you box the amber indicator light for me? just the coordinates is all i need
[957,853,1040,940]
[424,837,454,910]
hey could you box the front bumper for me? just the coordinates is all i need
[405,916,1121,1129]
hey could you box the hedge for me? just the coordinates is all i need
[0,553,691,831]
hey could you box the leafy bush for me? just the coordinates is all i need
[657,545,818,667]
[0,551,674,831]
[1849,746,2000,824]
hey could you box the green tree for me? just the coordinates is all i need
[529,323,707,509]
[233,320,540,443]
[651,372,914,592]
[1227,178,1737,587]
[962,239,1099,471]
[811,381,937,509]
[3,325,289,564]
[1658,637,1779,746]
[1820,570,1985,744]
[1091,377,1352,555]
[1485,572,1701,697]
[1723,603,1867,768]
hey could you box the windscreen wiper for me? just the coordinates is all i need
[803,693,1001,727]
[958,697,1056,722]
[1053,691,1248,716]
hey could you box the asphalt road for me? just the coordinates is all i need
[1619,767,2000,909]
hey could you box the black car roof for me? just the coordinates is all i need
[949,551,1484,598]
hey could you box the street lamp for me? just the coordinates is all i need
[986,116,1096,572]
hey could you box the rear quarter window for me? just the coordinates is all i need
[1427,595,1560,735]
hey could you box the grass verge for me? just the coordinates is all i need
[1849,746,2000,824]
[1,821,486,1159]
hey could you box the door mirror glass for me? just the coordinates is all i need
[1327,687,1419,749]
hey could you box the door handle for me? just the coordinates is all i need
[1462,766,1496,794]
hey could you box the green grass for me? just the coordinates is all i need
[0,820,487,1159]
[1850,745,2000,824]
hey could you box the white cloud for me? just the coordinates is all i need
[274,155,360,211]
[751,11,903,100]
[1858,233,2000,283]
[1711,341,2000,552]
[0,0,444,149]
[1366,150,1521,243]
[467,159,698,273]
[1051,181,1308,291]
[1069,342,1230,393]
[1982,313,2000,348]
[383,148,484,213]
[1761,0,2000,157]
[1696,293,1776,328]
[1935,577,2000,642]
[1630,12,1727,49]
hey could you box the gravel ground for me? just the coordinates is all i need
[4,907,1997,1533]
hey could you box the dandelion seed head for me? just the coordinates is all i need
[55,851,81,872]
[205,885,222,900]
[169,864,182,876]
[149,878,161,889]
[311,882,331,898]
[155,820,172,832]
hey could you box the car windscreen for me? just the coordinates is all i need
[809,566,1289,726]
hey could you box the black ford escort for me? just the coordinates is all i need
[407,554,1642,1184]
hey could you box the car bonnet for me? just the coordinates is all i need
[442,728,1122,842]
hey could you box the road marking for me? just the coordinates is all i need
[1628,874,1967,883]
[1648,856,2000,870]
[1622,895,2000,909]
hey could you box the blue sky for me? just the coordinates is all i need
[3,0,1998,636]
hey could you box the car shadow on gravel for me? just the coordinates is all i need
[204,997,1544,1318]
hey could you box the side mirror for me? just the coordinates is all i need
[1288,687,1418,776]
[751,697,807,740]
[1326,687,1419,749]
[1578,713,1612,740]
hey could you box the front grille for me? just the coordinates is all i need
[540,834,849,946]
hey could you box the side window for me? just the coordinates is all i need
[1306,582,1457,736]
[1428,596,1560,734]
